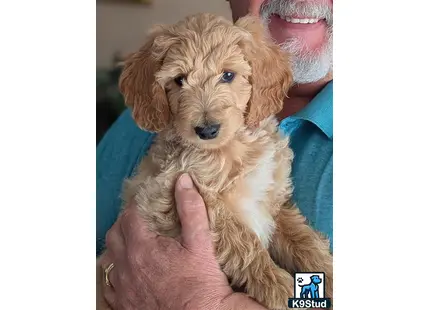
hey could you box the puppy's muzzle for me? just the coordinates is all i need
[194,124,221,140]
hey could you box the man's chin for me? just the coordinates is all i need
[288,54,332,84]
[278,36,333,84]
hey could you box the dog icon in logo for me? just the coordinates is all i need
[299,274,322,298]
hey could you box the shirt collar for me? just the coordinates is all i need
[290,80,333,140]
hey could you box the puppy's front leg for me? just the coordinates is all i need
[269,203,333,302]
[209,204,294,310]
[132,178,181,238]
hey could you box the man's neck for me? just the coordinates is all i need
[277,74,333,120]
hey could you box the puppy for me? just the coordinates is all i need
[97,13,332,310]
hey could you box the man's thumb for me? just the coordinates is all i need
[175,174,212,251]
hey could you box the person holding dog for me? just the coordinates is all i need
[97,0,333,309]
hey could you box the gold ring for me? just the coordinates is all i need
[104,263,115,287]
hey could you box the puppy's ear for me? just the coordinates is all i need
[119,27,176,132]
[235,15,293,127]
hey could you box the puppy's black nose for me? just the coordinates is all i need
[194,124,221,140]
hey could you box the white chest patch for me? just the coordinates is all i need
[238,147,277,248]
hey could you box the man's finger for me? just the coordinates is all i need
[175,174,212,251]
[97,258,116,308]
[105,220,125,258]
[98,252,119,290]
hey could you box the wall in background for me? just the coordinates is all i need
[97,1,232,68]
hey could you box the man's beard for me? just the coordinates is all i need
[261,0,333,84]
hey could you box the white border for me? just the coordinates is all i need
[335,0,430,309]
[0,0,429,309]
[0,1,95,309]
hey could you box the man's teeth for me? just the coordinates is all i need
[282,16,320,24]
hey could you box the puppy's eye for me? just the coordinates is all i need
[174,75,185,87]
[221,71,235,83]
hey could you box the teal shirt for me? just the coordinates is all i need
[96,81,333,255]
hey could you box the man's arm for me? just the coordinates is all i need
[96,109,155,255]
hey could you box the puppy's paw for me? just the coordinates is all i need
[246,268,295,310]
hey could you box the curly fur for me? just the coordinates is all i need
[97,13,332,310]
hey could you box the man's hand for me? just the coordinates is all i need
[99,173,266,310]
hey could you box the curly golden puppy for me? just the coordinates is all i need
[97,13,332,310]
